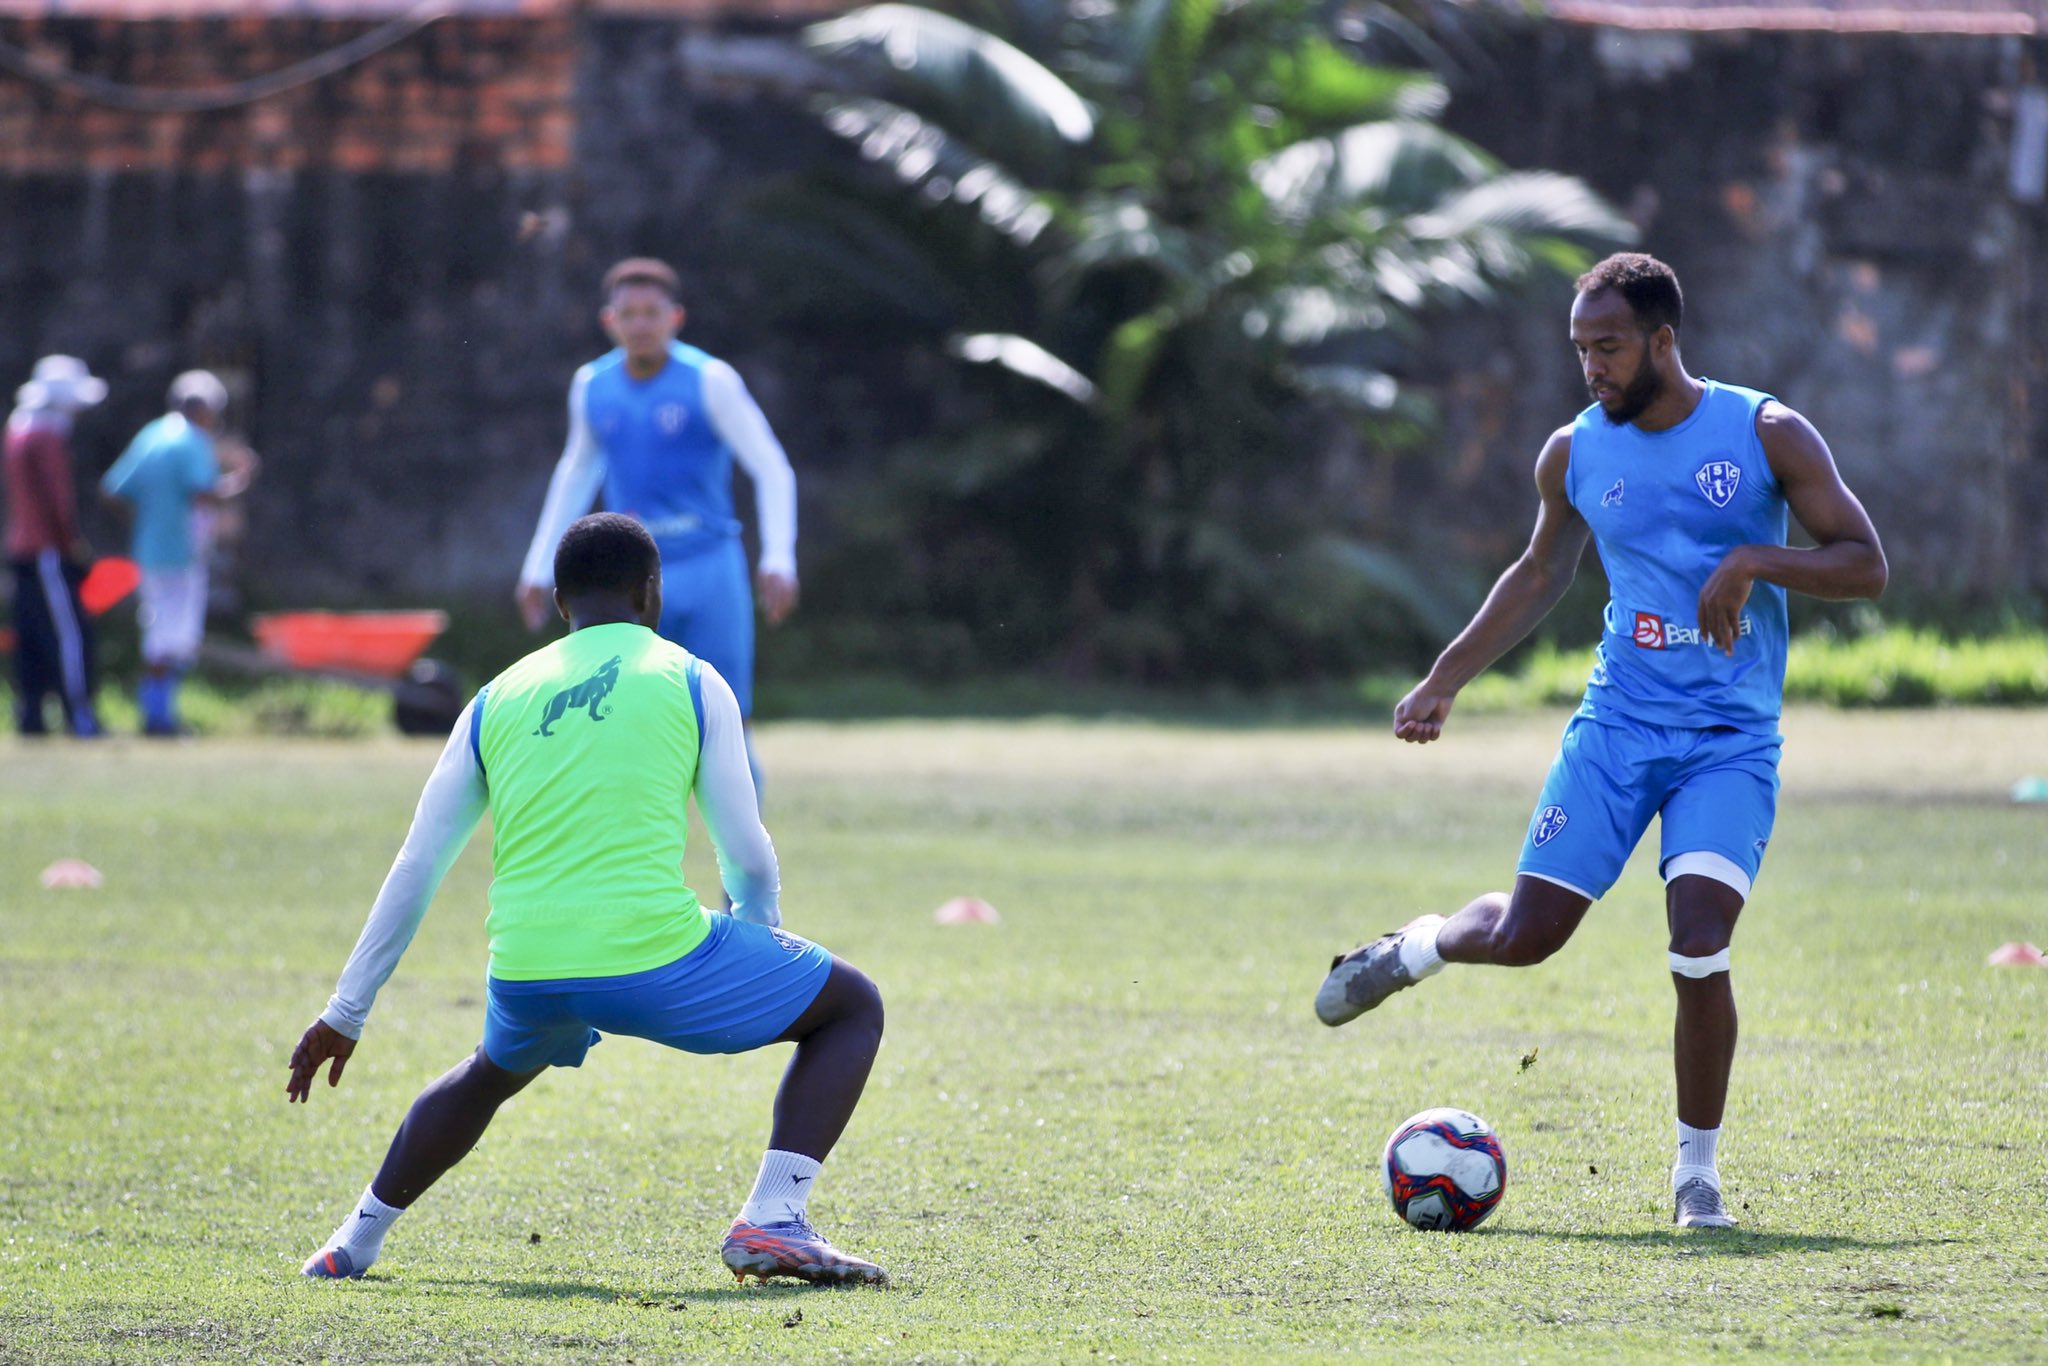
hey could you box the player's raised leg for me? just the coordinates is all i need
[1316,876,1594,1025]
[1664,862,1747,1229]
[300,1048,545,1278]
[722,956,889,1286]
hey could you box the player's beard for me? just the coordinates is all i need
[1596,361,1663,426]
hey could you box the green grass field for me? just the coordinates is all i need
[4,710,2046,1362]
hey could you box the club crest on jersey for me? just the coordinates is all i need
[656,403,688,435]
[1694,459,1741,508]
[1601,478,1624,508]
[1532,805,1568,847]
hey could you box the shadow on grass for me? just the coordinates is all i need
[407,1275,821,1305]
[1488,1228,1956,1256]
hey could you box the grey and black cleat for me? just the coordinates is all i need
[1315,919,1429,1026]
[1673,1177,1737,1229]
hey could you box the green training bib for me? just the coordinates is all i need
[476,622,708,980]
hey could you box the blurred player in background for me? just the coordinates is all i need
[516,257,797,799]
[1314,253,1887,1229]
[290,513,888,1288]
[4,355,106,737]
[192,432,260,618]
[99,370,252,736]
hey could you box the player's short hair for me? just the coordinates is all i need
[554,513,660,600]
[1575,253,1683,335]
[602,257,681,304]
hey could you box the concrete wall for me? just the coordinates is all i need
[1424,22,2048,616]
[0,12,845,610]
[1,11,2041,633]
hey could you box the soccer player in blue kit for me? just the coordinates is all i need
[1314,254,1888,1228]
[517,258,797,783]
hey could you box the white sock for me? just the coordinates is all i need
[737,1149,821,1228]
[1397,915,1448,979]
[323,1184,405,1265]
[1674,1121,1721,1190]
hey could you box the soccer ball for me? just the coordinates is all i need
[1381,1107,1507,1231]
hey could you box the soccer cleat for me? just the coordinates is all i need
[1673,1177,1737,1229]
[301,1246,367,1280]
[720,1216,889,1287]
[1315,919,1430,1026]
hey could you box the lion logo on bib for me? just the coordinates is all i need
[533,655,623,737]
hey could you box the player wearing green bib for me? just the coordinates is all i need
[286,513,888,1287]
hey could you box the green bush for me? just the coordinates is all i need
[6,676,392,739]
[1785,627,2048,707]
[1385,628,2048,713]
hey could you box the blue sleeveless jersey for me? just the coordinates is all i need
[1566,379,1788,734]
[584,342,741,557]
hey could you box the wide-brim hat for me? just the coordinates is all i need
[16,355,108,411]
[167,369,228,413]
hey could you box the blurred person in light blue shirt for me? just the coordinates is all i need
[101,371,250,735]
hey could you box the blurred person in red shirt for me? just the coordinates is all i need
[5,355,106,737]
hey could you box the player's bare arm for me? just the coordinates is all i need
[1395,427,1591,744]
[1696,402,1888,653]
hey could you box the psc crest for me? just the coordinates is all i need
[1694,459,1741,508]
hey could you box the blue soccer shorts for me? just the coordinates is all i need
[481,915,832,1073]
[1516,713,1782,902]
[656,537,755,718]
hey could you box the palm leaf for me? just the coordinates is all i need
[1313,536,1474,640]
[948,332,1101,408]
[816,96,1061,244]
[1280,362,1402,412]
[805,4,1094,185]
[1040,196,1208,300]
[1253,285,1396,347]
[1097,307,1173,425]
[1255,120,1497,223]
[1265,41,1448,134]
[1409,170,1639,244]
[1127,0,1221,146]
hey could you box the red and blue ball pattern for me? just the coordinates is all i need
[1381,1107,1507,1231]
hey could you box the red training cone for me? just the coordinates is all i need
[934,897,1001,925]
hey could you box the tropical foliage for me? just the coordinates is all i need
[757,0,1633,682]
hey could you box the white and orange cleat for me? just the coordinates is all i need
[720,1216,889,1287]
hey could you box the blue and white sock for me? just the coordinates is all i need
[737,1149,820,1228]
[1674,1120,1721,1191]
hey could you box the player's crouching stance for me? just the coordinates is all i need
[286,513,887,1286]
[1315,253,1887,1230]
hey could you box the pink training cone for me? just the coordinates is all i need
[934,896,1000,925]
[1986,942,2046,967]
[39,859,104,890]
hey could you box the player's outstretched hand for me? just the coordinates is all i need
[516,581,553,632]
[756,569,799,626]
[1697,547,1756,657]
[1393,681,1456,744]
[286,1020,356,1104]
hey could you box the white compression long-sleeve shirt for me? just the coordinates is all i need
[317,662,778,1040]
[517,358,798,587]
